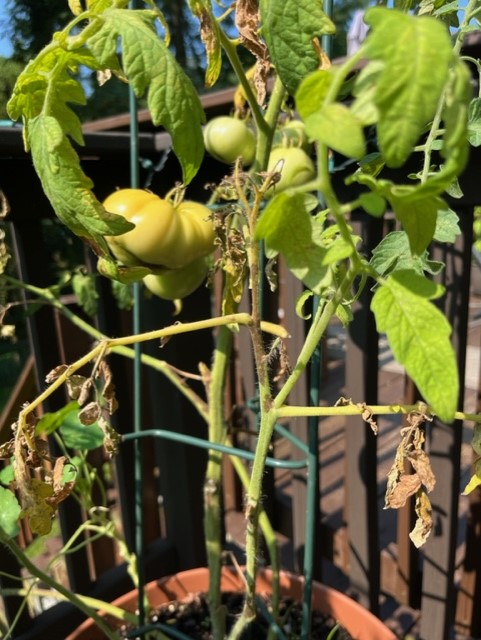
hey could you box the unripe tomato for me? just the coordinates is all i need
[273,120,312,153]
[267,147,316,193]
[103,189,215,270]
[143,256,208,300]
[203,116,256,165]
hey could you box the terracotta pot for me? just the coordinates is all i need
[67,566,396,639]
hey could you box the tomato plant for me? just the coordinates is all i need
[143,256,208,301]
[103,189,215,270]
[203,116,256,165]
[3,2,479,640]
[266,146,316,193]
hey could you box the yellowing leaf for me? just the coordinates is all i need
[462,459,481,495]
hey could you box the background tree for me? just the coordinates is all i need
[0,57,23,120]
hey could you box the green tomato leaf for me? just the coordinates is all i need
[36,402,82,436]
[72,270,99,317]
[0,464,15,486]
[433,207,460,243]
[7,48,98,146]
[260,0,335,95]
[388,195,441,256]
[255,191,333,294]
[371,270,458,422]
[60,417,105,451]
[359,192,386,218]
[28,115,133,256]
[362,7,453,167]
[295,69,334,121]
[88,8,205,184]
[467,97,481,147]
[0,486,21,537]
[305,103,366,159]
[370,231,444,278]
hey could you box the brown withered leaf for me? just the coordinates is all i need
[78,377,94,406]
[98,417,120,458]
[190,0,222,87]
[65,374,89,400]
[235,0,270,105]
[0,438,15,459]
[385,473,422,509]
[78,401,102,426]
[409,489,433,548]
[46,457,75,507]
[98,360,118,415]
[407,448,436,493]
[357,403,378,434]
[45,364,68,384]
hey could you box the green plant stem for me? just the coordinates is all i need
[218,29,268,137]
[15,310,287,432]
[274,267,356,410]
[205,325,233,640]
[276,403,481,423]
[0,530,135,638]
[225,437,281,623]
[255,75,288,171]
[0,586,138,628]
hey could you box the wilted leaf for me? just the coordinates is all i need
[409,489,433,548]
[78,402,102,426]
[188,0,222,87]
[46,365,68,384]
[98,360,118,414]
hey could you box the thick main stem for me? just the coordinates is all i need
[205,325,233,640]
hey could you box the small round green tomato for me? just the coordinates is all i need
[103,189,215,270]
[143,257,208,300]
[203,116,256,165]
[273,120,312,153]
[267,147,316,194]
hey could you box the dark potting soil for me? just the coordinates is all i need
[120,591,354,639]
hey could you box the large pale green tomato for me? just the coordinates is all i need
[203,116,256,165]
[143,257,208,300]
[104,189,215,269]
[267,147,316,194]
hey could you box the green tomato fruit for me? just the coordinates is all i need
[273,120,312,153]
[104,189,215,270]
[142,257,209,300]
[267,147,316,194]
[203,116,256,165]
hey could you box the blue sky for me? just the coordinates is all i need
[0,3,13,58]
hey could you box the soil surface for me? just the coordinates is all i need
[119,591,354,639]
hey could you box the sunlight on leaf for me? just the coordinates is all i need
[371,270,458,422]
